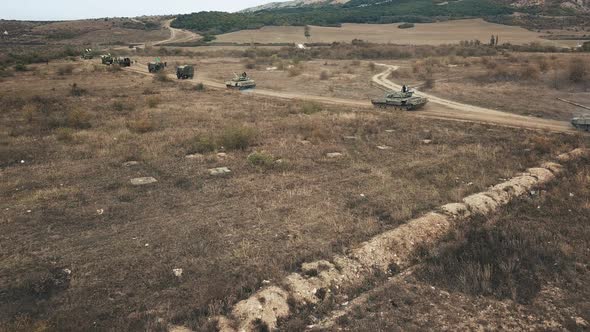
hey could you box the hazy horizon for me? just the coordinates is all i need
[1,0,288,21]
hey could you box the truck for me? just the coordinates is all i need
[176,65,194,79]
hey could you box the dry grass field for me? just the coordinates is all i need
[215,19,575,47]
[1,58,586,331]
[131,52,590,121]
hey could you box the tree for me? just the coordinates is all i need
[490,35,495,46]
[304,25,311,42]
[495,35,499,46]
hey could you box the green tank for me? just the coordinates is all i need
[148,62,166,73]
[176,65,194,79]
[571,116,590,131]
[225,72,256,90]
[101,54,114,65]
[81,49,94,59]
[371,90,428,111]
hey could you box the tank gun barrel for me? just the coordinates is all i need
[556,98,590,112]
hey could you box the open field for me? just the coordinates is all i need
[215,19,576,47]
[128,53,590,122]
[1,59,587,331]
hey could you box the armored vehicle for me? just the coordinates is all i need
[176,65,194,79]
[371,90,428,111]
[225,72,256,90]
[81,49,94,59]
[571,116,590,131]
[148,62,166,73]
[114,57,131,67]
[101,54,114,65]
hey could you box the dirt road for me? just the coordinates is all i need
[372,64,576,133]
[127,60,578,134]
[153,19,201,46]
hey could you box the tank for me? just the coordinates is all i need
[114,57,131,67]
[81,49,94,59]
[148,62,166,73]
[100,54,114,65]
[571,116,590,131]
[176,65,194,79]
[225,72,256,90]
[371,90,428,111]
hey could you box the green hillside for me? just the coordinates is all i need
[172,0,514,34]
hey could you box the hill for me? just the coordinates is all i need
[172,0,515,34]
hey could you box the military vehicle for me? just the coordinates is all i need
[113,57,131,67]
[148,62,166,73]
[371,90,428,111]
[571,116,590,131]
[225,72,256,90]
[81,49,94,59]
[176,65,194,79]
[101,54,114,65]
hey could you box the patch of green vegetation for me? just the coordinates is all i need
[172,0,513,34]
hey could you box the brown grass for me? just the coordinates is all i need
[0,58,587,331]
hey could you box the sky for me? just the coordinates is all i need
[2,0,287,21]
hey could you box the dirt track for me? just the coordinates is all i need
[153,19,201,46]
[371,64,576,133]
[127,61,580,134]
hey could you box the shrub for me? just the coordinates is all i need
[127,114,155,133]
[398,23,415,29]
[519,65,540,80]
[301,102,322,115]
[142,87,156,95]
[55,127,75,142]
[568,58,587,84]
[219,126,257,150]
[288,65,303,77]
[189,135,216,154]
[146,96,161,108]
[319,71,330,80]
[66,109,91,129]
[108,64,122,73]
[14,63,28,72]
[194,83,205,91]
[247,151,275,169]
[57,64,74,76]
[423,77,435,90]
[69,83,87,97]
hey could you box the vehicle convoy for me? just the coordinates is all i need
[148,61,166,73]
[176,65,194,79]
[225,72,256,90]
[571,116,590,131]
[114,57,131,67]
[371,89,428,111]
[100,54,114,65]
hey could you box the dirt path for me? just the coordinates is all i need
[126,61,578,134]
[153,19,201,46]
[371,63,576,133]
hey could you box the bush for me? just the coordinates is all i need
[319,71,330,80]
[301,102,322,115]
[57,64,74,76]
[568,58,587,84]
[423,77,435,90]
[146,96,161,108]
[14,63,28,72]
[66,109,91,129]
[55,127,75,142]
[288,65,303,77]
[69,83,87,97]
[127,114,155,133]
[519,64,540,80]
[188,135,216,153]
[194,83,205,91]
[247,151,275,169]
[219,126,257,150]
